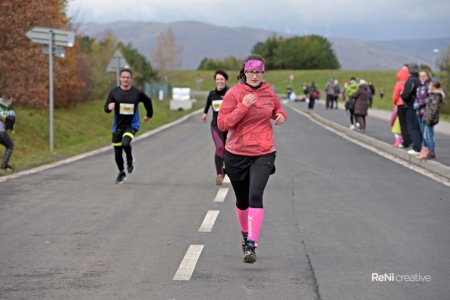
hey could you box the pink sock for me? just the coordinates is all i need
[235,206,248,233]
[248,208,264,242]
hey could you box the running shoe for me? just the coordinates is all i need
[1,164,14,170]
[243,240,257,264]
[115,172,126,184]
[241,231,248,253]
[127,158,135,174]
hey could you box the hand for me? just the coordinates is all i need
[143,116,151,122]
[242,94,257,108]
[274,113,285,125]
[202,113,207,124]
[108,102,115,110]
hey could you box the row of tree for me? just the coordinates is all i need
[197,35,341,71]
[0,0,182,109]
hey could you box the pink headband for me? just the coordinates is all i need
[244,60,265,72]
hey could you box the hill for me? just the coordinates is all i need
[77,21,450,71]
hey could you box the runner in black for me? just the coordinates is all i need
[104,68,153,184]
[202,69,229,185]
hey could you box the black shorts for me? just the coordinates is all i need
[224,151,276,181]
[112,127,137,146]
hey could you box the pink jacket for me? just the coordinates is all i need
[218,81,287,156]
[392,67,410,106]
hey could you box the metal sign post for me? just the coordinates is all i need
[106,49,130,86]
[26,27,74,152]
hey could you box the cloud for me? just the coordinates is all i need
[67,0,450,40]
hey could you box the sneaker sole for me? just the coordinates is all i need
[115,178,126,184]
[243,252,256,264]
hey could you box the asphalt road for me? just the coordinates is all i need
[0,106,449,299]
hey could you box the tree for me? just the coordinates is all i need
[197,56,243,70]
[0,0,83,108]
[151,28,183,72]
[119,42,158,89]
[436,45,450,115]
[250,34,340,70]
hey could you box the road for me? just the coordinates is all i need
[1,105,449,300]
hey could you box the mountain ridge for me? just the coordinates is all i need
[77,21,450,71]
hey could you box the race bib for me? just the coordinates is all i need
[212,100,223,112]
[119,103,134,115]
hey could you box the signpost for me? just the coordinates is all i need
[106,49,130,86]
[26,27,75,152]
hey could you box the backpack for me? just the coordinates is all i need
[345,96,355,110]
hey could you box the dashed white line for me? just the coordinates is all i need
[198,210,220,232]
[173,245,204,281]
[213,188,229,202]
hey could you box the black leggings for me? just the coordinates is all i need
[0,132,14,168]
[114,135,133,171]
[226,153,275,210]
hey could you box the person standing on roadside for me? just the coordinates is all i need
[218,54,287,264]
[104,68,153,184]
[345,77,359,129]
[392,65,410,148]
[414,70,432,159]
[352,80,370,132]
[0,92,16,171]
[401,63,422,155]
[202,69,230,185]
[420,80,444,160]
[325,78,336,109]
[307,82,319,109]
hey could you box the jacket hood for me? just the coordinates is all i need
[429,88,445,98]
[397,67,410,83]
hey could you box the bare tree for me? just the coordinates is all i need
[151,28,183,73]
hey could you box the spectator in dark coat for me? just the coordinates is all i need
[352,80,370,132]
[401,63,422,155]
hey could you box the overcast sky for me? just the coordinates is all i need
[66,0,450,41]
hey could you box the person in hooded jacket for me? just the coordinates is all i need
[202,69,230,185]
[401,63,422,155]
[392,65,410,148]
[217,54,287,264]
[352,80,370,132]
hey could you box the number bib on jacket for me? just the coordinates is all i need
[120,103,135,115]
[211,100,223,112]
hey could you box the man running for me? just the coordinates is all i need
[104,68,153,184]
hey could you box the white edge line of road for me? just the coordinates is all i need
[286,103,450,188]
[0,109,204,183]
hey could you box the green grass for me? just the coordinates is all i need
[5,99,203,173]
[167,69,400,110]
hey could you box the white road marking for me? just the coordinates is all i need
[198,210,219,232]
[223,175,230,183]
[213,188,229,202]
[173,245,204,281]
[288,104,450,187]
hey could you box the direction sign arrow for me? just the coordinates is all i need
[26,27,75,47]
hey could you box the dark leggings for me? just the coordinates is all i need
[114,135,133,171]
[0,132,14,168]
[211,124,226,175]
[230,161,273,210]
